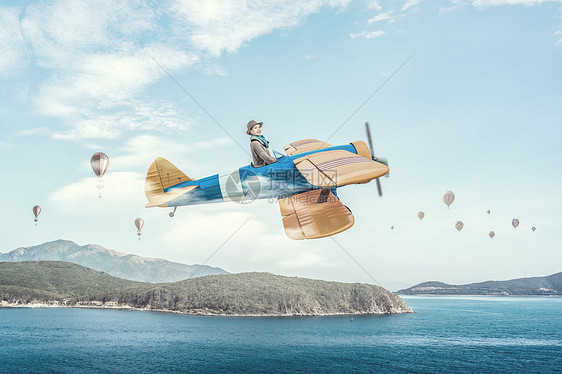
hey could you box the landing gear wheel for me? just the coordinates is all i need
[169,207,177,218]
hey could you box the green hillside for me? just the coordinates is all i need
[0,261,146,302]
[0,261,412,315]
[108,272,408,315]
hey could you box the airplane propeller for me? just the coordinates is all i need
[365,121,389,197]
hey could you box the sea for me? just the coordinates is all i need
[0,296,560,373]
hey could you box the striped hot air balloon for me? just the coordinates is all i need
[512,218,519,229]
[32,205,41,226]
[135,217,144,240]
[91,152,109,198]
[417,211,425,221]
[442,191,455,208]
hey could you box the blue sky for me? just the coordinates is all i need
[1,0,561,290]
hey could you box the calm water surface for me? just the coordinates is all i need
[1,296,560,373]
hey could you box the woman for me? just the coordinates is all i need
[246,120,277,167]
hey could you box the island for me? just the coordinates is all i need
[0,261,412,316]
[397,272,562,296]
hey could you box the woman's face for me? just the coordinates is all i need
[250,124,262,136]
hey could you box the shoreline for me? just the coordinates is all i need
[0,301,413,317]
[399,294,561,298]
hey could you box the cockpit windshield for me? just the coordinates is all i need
[273,149,286,159]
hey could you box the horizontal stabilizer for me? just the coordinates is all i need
[145,186,198,208]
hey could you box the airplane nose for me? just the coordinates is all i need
[373,162,390,178]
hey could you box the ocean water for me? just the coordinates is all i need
[0,297,560,373]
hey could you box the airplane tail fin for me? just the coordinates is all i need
[145,158,196,207]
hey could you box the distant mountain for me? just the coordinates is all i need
[0,240,227,283]
[397,272,562,296]
[0,261,413,316]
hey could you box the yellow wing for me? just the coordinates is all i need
[279,189,354,240]
[293,149,388,187]
[283,139,333,155]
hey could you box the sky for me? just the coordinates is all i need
[0,0,561,291]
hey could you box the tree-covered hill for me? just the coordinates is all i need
[0,261,147,301]
[0,261,412,316]
[107,272,411,315]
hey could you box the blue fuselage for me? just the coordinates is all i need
[164,144,360,207]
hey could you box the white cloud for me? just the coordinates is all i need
[20,0,157,69]
[350,30,386,39]
[368,12,395,23]
[17,0,201,141]
[471,0,562,7]
[402,0,422,11]
[440,0,468,14]
[108,134,231,173]
[51,99,195,140]
[0,7,28,75]
[0,141,17,150]
[50,171,145,211]
[10,0,355,141]
[35,46,198,116]
[367,0,383,11]
[467,0,562,45]
[159,201,336,273]
[17,127,52,137]
[170,0,351,56]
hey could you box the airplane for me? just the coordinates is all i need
[144,122,389,240]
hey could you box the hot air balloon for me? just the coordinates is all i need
[532,226,536,232]
[135,217,144,240]
[91,152,109,198]
[390,226,394,230]
[32,205,41,226]
[417,211,425,221]
[455,221,463,232]
[487,210,491,214]
[442,191,455,208]
[489,231,495,239]
[512,218,519,229]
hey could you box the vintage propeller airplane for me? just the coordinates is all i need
[144,122,389,240]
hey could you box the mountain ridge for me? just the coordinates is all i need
[398,272,562,296]
[0,240,227,283]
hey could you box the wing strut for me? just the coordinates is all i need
[316,187,331,204]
